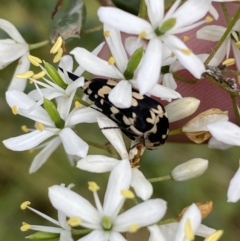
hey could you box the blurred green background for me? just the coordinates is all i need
[1,1,240,241]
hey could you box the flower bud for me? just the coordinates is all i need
[25,231,60,240]
[165,97,200,122]
[171,158,208,181]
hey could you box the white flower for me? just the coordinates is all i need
[171,158,208,181]
[2,90,104,173]
[20,185,74,241]
[77,117,153,200]
[98,0,211,93]
[197,19,240,70]
[71,25,181,108]
[227,161,240,202]
[49,160,167,241]
[0,19,30,91]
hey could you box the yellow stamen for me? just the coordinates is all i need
[222,58,235,66]
[129,223,140,233]
[170,52,175,58]
[32,71,46,79]
[88,182,100,192]
[183,36,190,42]
[12,105,18,115]
[53,47,63,63]
[37,122,44,131]
[181,49,192,55]
[20,223,31,232]
[28,55,42,66]
[235,41,240,48]
[50,36,63,54]
[104,30,110,37]
[29,148,35,153]
[29,79,34,84]
[67,217,82,227]
[139,31,147,39]
[184,219,194,241]
[121,189,135,199]
[20,201,31,210]
[15,71,34,79]
[205,16,213,23]
[75,101,81,108]
[21,125,29,133]
[204,230,223,241]
[108,56,115,65]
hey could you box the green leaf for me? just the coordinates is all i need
[112,0,140,15]
[44,98,65,129]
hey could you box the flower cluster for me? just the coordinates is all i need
[1,0,240,240]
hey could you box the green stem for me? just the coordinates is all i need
[138,0,147,19]
[173,73,198,84]
[205,7,240,65]
[158,218,178,225]
[29,40,49,50]
[221,2,230,23]
[148,175,171,183]
[74,95,91,107]
[169,128,183,136]
[231,95,240,125]
[82,25,103,35]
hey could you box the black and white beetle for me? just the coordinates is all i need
[63,70,169,150]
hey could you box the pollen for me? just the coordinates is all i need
[139,31,147,39]
[181,49,192,55]
[121,189,135,199]
[75,101,81,108]
[235,41,240,48]
[32,71,46,79]
[20,201,31,210]
[184,219,194,241]
[15,71,34,79]
[28,55,42,66]
[37,122,44,131]
[67,217,82,227]
[104,30,110,37]
[205,16,213,23]
[53,47,63,63]
[20,222,31,231]
[88,181,100,192]
[108,56,115,65]
[183,36,190,42]
[21,125,29,133]
[204,230,223,241]
[12,105,18,115]
[129,223,140,233]
[50,36,63,54]
[222,58,235,66]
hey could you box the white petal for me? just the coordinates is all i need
[137,38,162,94]
[109,231,127,241]
[97,117,128,159]
[48,185,101,229]
[124,37,147,56]
[114,199,167,232]
[98,7,154,38]
[3,130,54,151]
[77,230,105,241]
[8,54,30,91]
[68,107,104,126]
[208,137,232,150]
[159,223,178,241]
[227,165,240,202]
[207,121,240,146]
[196,25,226,41]
[70,47,123,79]
[59,55,73,72]
[148,83,181,100]
[208,4,219,20]
[163,35,205,79]
[60,230,73,241]
[145,0,164,28]
[0,19,26,43]
[148,225,167,241]
[77,155,119,173]
[103,159,132,218]
[59,128,89,157]
[29,137,61,173]
[108,80,132,108]
[65,77,84,95]
[232,40,240,71]
[162,73,177,90]
[195,224,216,237]
[174,204,201,241]
[6,90,53,125]
[131,169,153,200]
[104,25,128,73]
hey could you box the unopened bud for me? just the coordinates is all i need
[165,97,200,122]
[171,158,208,181]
